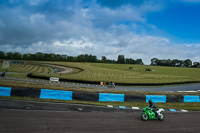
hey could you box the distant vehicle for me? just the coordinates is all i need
[107,82,115,88]
[141,106,165,121]
[49,77,59,82]
[0,72,6,77]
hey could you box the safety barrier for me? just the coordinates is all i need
[0,87,11,96]
[99,93,124,102]
[40,89,72,100]
[146,95,166,103]
[11,87,41,98]
[0,86,200,102]
[184,95,200,102]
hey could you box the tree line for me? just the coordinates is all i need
[151,58,200,68]
[0,51,143,65]
[1,51,199,67]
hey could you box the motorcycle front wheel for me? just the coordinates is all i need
[141,113,148,121]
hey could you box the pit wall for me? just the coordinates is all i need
[0,86,199,103]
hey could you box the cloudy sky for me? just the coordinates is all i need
[0,0,200,64]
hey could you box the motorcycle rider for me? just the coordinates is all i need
[108,81,115,88]
[148,99,158,116]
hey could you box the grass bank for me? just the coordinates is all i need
[1,61,200,84]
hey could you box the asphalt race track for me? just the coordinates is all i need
[0,109,200,133]
[1,77,200,132]
[1,77,200,92]
[109,83,200,92]
[0,99,200,133]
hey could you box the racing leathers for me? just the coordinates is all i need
[148,100,158,116]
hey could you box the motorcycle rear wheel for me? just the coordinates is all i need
[158,112,165,121]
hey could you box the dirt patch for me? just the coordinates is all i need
[56,66,73,74]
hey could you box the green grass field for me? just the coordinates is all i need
[0,62,55,79]
[0,62,54,73]
[1,61,200,84]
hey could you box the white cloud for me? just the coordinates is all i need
[1,0,200,64]
[3,30,199,64]
[181,0,200,2]
[183,43,200,48]
[25,0,45,5]
[0,19,6,28]
[53,38,95,48]
[30,14,45,23]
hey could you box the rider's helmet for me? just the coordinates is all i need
[148,99,152,104]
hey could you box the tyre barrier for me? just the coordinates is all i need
[27,73,200,86]
[0,86,200,102]
[27,73,100,84]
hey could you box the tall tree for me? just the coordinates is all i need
[125,58,136,64]
[193,62,200,67]
[151,58,159,65]
[183,59,192,67]
[117,55,125,64]
[135,59,143,65]
[6,52,13,59]
[0,51,5,59]
[88,54,97,62]
[170,59,180,66]
[13,52,22,60]
[36,52,44,60]
[101,56,107,63]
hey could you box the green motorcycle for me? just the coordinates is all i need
[141,106,165,121]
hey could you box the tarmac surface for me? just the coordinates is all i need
[1,76,200,132]
[109,83,200,92]
[0,109,199,133]
[0,99,134,112]
[0,99,200,133]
